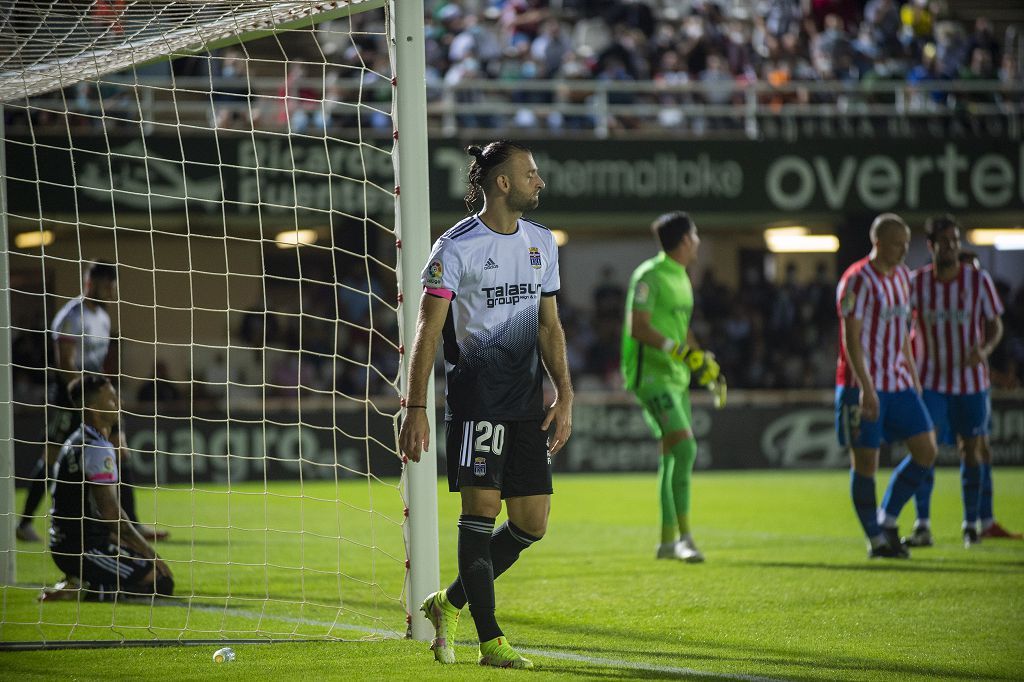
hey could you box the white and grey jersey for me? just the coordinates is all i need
[50,296,111,373]
[50,424,119,551]
[421,215,560,421]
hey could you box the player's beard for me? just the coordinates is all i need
[936,251,958,270]
[509,187,540,212]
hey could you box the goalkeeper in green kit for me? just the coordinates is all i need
[621,211,726,562]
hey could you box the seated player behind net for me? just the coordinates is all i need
[41,375,174,601]
[17,259,166,543]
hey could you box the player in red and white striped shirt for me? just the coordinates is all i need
[905,215,1020,547]
[835,213,937,559]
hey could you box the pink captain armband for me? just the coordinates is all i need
[424,287,453,300]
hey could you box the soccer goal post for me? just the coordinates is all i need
[0,0,439,646]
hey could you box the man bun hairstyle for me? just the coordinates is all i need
[464,140,532,212]
[924,213,961,243]
[651,211,694,252]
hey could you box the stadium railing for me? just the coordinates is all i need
[11,75,1024,139]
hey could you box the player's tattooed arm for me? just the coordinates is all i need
[399,292,451,463]
[538,295,573,455]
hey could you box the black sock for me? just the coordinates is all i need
[454,514,501,642]
[20,458,48,522]
[447,521,541,610]
[119,458,139,524]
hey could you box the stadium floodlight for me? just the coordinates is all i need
[552,229,569,246]
[13,230,55,249]
[764,226,840,253]
[274,229,320,249]
[0,0,439,648]
[967,229,1024,251]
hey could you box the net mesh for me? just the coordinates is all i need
[1,0,408,644]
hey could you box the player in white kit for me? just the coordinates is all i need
[17,262,117,542]
[400,141,573,669]
[16,261,166,544]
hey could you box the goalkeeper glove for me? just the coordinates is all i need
[682,348,720,386]
[683,348,727,409]
[662,341,727,408]
[661,341,719,382]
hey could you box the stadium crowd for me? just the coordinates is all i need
[7,0,1021,136]
[416,0,1021,132]
[259,0,1024,134]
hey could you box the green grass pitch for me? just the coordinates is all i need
[3,469,1023,680]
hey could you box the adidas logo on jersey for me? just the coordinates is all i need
[484,258,499,270]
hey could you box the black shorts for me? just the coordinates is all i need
[43,380,78,446]
[51,542,153,599]
[445,419,553,499]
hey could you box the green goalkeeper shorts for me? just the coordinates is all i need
[634,382,692,440]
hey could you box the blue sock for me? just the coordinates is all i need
[961,463,982,525]
[881,456,930,522]
[851,471,880,539]
[979,463,994,522]
[914,465,935,525]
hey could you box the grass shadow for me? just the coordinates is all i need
[507,616,1022,681]
[740,559,1024,575]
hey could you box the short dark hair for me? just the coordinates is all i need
[67,374,112,409]
[959,250,980,267]
[86,260,117,282]
[651,211,694,252]
[464,140,532,212]
[924,214,961,242]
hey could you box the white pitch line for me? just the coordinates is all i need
[186,603,782,680]
[517,647,781,681]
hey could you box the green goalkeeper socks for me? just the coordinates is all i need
[659,438,697,543]
[659,454,677,542]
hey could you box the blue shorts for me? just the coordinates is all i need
[835,386,934,450]
[921,389,990,446]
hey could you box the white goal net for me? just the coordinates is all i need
[0,0,434,646]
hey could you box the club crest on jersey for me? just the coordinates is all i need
[426,260,443,286]
[840,290,856,316]
[529,247,542,269]
[473,457,487,477]
[103,456,115,472]
[634,281,650,305]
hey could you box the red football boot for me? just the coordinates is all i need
[981,521,1023,540]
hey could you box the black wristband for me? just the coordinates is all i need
[406,405,427,409]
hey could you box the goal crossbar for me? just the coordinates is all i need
[0,0,387,102]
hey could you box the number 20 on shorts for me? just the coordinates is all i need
[473,421,505,456]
